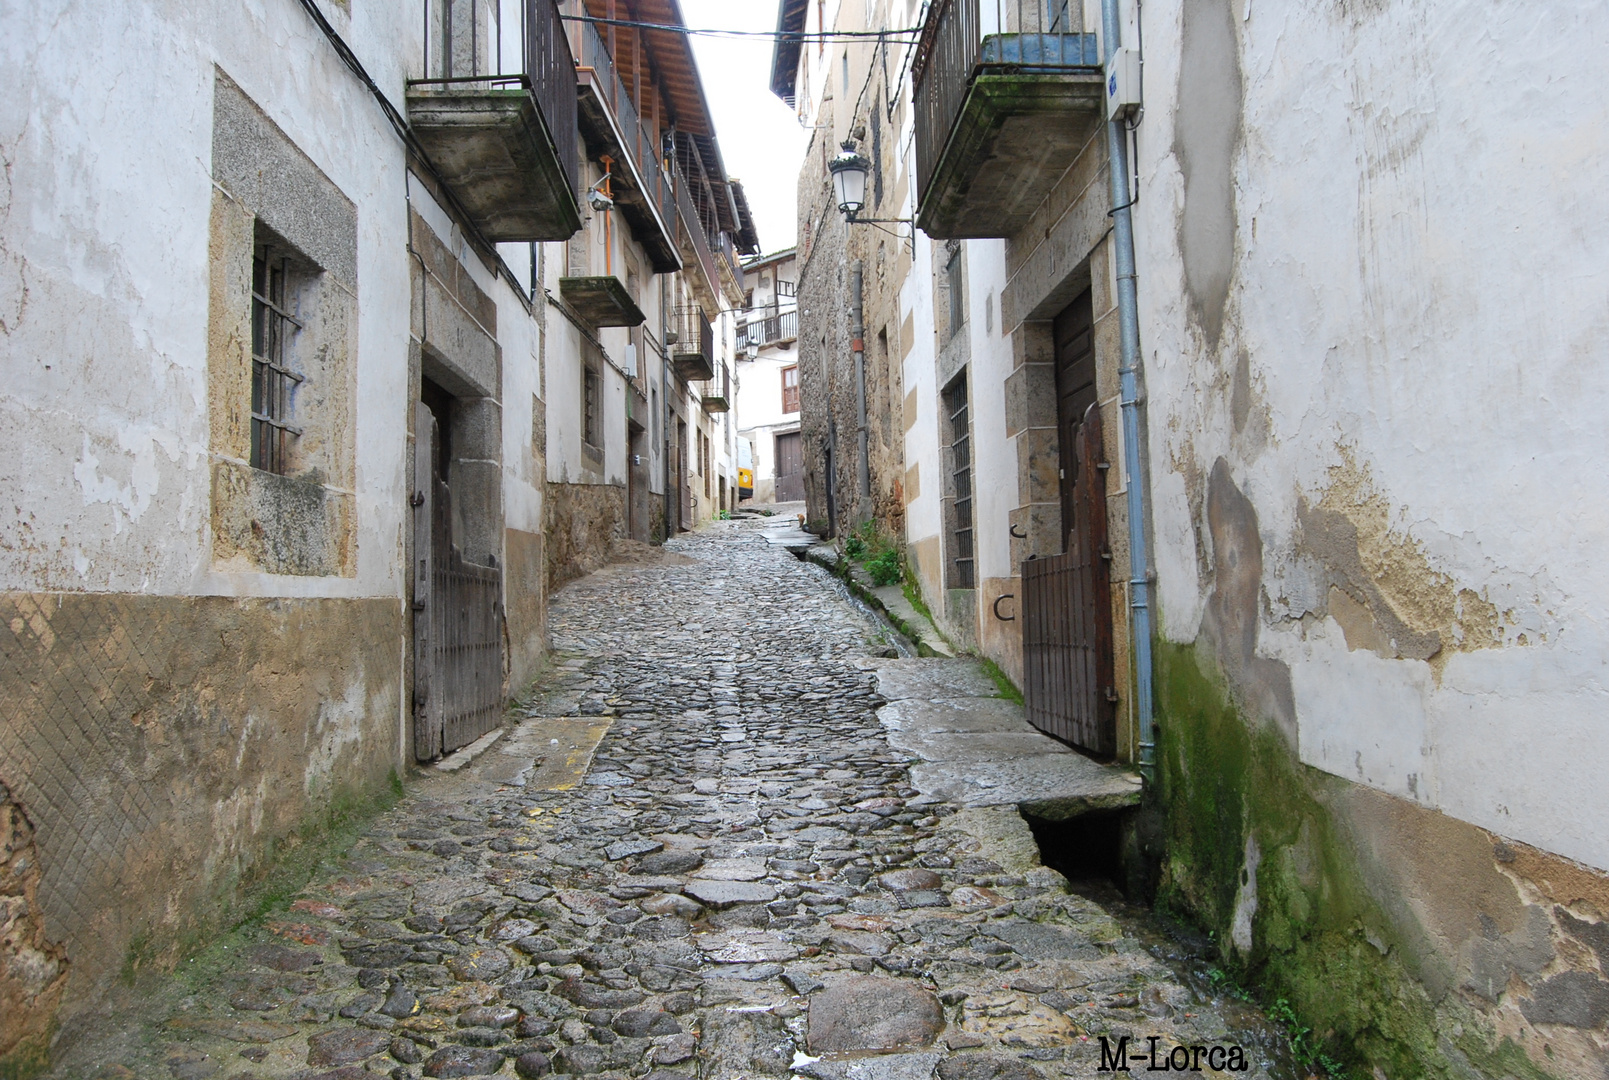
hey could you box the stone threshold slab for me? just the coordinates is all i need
[873,659,1141,820]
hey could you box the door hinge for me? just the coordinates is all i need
[410,491,426,507]
[1100,546,1113,561]
[412,600,427,612]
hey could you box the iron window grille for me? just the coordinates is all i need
[946,377,975,590]
[583,365,602,449]
[251,245,304,474]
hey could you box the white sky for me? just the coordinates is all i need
[679,0,810,258]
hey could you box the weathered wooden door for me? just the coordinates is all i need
[775,431,805,502]
[413,404,504,762]
[1022,290,1116,756]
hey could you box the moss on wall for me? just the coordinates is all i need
[1154,640,1560,1080]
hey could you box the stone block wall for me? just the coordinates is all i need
[0,593,402,1067]
[546,483,627,592]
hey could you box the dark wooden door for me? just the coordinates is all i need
[775,430,805,502]
[1055,290,1097,551]
[413,403,504,762]
[1022,290,1116,757]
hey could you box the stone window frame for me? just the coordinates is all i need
[208,70,358,578]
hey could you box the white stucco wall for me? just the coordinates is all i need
[0,0,424,601]
[1131,0,1609,871]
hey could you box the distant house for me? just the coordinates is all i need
[734,249,803,504]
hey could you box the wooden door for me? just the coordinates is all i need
[1022,289,1116,756]
[412,403,504,761]
[1055,290,1097,551]
[775,430,805,502]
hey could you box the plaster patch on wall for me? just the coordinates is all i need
[1298,451,1508,677]
[1173,0,1244,348]
[1229,831,1260,957]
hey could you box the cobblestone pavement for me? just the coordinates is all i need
[56,516,1283,1080]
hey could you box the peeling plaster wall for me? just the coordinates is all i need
[1133,0,1609,1072]
[1137,0,1609,877]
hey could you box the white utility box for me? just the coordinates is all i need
[1105,47,1142,121]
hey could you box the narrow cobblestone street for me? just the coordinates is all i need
[56,517,1283,1080]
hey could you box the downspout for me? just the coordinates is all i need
[661,273,672,539]
[851,260,870,520]
[1102,0,1156,784]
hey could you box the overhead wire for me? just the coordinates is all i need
[559,14,922,42]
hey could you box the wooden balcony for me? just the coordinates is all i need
[913,0,1103,239]
[573,17,681,272]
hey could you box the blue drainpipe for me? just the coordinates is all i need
[1101,0,1156,784]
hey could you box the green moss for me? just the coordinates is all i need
[902,577,936,626]
[980,656,1024,705]
[0,1029,54,1080]
[118,772,401,988]
[1154,641,1562,1080]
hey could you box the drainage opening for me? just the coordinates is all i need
[1023,808,1127,892]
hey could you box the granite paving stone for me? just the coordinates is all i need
[44,515,1282,1080]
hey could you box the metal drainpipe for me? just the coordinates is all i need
[1102,0,1156,784]
[851,260,870,520]
[661,273,672,539]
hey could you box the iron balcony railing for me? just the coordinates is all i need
[736,308,799,351]
[670,306,715,362]
[571,14,674,229]
[912,0,1096,203]
[419,0,580,206]
[701,360,732,411]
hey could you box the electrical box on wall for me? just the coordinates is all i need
[1105,47,1141,121]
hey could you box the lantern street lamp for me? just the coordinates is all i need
[828,141,869,221]
[827,140,913,230]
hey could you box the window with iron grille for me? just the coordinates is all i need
[782,365,800,414]
[944,374,975,590]
[251,239,305,474]
[583,364,602,449]
[701,430,712,499]
[945,241,967,344]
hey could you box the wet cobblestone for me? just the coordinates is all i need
[55,517,1280,1080]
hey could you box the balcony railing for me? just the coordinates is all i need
[669,306,715,383]
[571,15,679,269]
[701,360,731,413]
[736,309,799,351]
[408,0,580,241]
[913,0,1100,236]
[674,162,723,304]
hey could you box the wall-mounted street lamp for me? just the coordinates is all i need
[827,141,912,229]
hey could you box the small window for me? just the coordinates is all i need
[251,239,306,474]
[781,365,800,414]
[583,364,602,449]
[944,375,974,590]
[945,243,967,343]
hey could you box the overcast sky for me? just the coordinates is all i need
[679,0,810,258]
